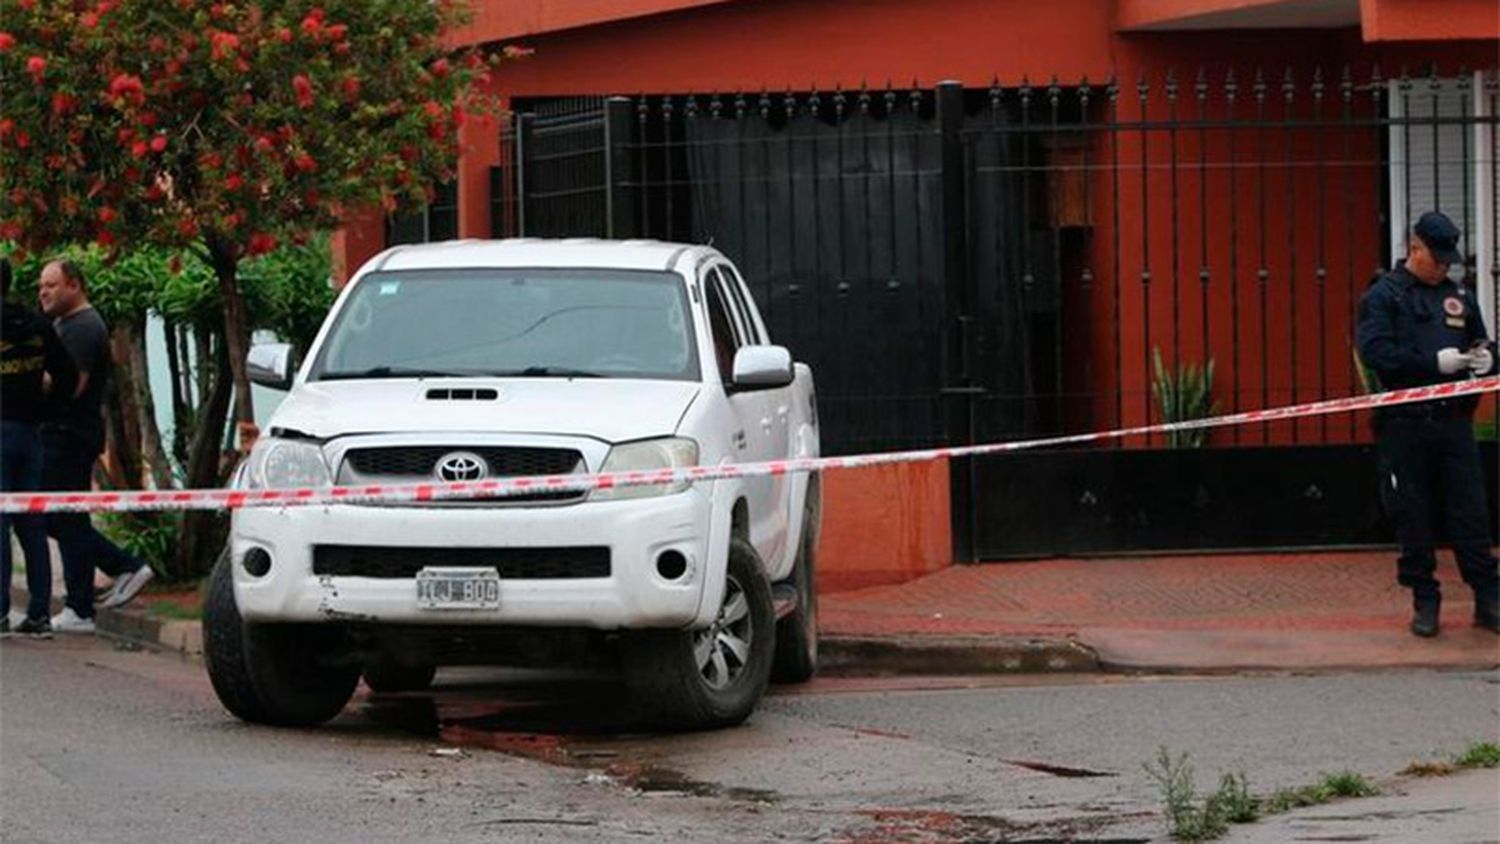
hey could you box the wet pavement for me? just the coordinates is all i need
[5,635,1499,842]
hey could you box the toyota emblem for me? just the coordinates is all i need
[435,451,488,482]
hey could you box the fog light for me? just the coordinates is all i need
[242,547,272,578]
[655,549,688,581]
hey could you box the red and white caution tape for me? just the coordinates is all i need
[3,376,1497,515]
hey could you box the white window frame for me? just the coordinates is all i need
[1388,71,1497,330]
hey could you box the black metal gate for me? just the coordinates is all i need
[494,97,611,238]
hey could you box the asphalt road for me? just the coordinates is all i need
[2,635,1497,843]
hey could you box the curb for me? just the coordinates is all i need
[87,605,1101,677]
[5,586,202,656]
[819,633,1100,676]
[96,606,202,657]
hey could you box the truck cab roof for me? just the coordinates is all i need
[371,238,717,275]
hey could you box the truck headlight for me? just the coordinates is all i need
[591,437,698,501]
[241,438,332,490]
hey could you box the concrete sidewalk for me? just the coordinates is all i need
[821,550,1500,674]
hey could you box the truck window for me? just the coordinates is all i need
[717,264,763,344]
[704,272,740,384]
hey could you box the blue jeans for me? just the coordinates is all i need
[2,421,54,621]
[43,430,143,619]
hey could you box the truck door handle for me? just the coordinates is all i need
[733,430,747,449]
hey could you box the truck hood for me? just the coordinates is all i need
[268,379,701,444]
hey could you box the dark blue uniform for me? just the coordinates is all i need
[1355,263,1497,617]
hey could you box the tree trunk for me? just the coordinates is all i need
[209,238,256,451]
[171,334,234,580]
[194,324,213,410]
[122,317,176,490]
[104,325,143,489]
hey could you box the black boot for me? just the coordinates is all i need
[1475,596,1499,633]
[1410,594,1440,638]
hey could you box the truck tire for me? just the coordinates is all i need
[624,537,775,730]
[363,660,437,694]
[203,548,359,727]
[203,547,273,724]
[772,482,819,683]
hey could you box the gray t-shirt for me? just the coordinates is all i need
[51,306,110,453]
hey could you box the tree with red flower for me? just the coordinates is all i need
[1,0,499,446]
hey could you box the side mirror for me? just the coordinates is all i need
[247,343,297,391]
[731,345,794,390]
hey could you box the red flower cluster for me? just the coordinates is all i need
[0,32,17,51]
[292,74,314,109]
[108,73,145,106]
[300,8,325,37]
[246,232,277,255]
[51,92,77,116]
[27,55,46,83]
[209,31,239,61]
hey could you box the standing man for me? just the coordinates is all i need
[36,259,154,634]
[1,259,77,636]
[1356,211,1498,637]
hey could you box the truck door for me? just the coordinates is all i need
[702,265,786,565]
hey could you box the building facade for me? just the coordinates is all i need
[333,0,1500,587]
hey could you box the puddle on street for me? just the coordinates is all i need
[355,668,781,805]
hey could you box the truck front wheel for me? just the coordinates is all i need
[624,537,774,730]
[203,549,360,727]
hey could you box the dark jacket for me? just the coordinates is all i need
[1,297,79,425]
[1356,264,1497,418]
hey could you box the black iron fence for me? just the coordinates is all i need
[494,69,1500,460]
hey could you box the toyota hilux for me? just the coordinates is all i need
[203,239,821,730]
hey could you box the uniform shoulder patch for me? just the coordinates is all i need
[1443,296,1465,317]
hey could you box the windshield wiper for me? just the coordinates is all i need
[319,366,482,381]
[497,366,607,379]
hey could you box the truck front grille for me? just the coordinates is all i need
[338,446,586,504]
[312,545,611,579]
[344,446,582,478]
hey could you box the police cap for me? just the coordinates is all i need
[1414,211,1462,265]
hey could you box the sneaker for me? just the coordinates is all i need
[94,578,122,606]
[50,608,96,634]
[14,617,53,639]
[100,565,154,610]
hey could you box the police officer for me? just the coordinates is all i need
[1356,211,1498,637]
[1,258,78,636]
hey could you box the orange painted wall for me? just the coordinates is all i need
[1361,0,1500,42]
[816,459,952,594]
[487,0,1119,96]
[451,0,738,44]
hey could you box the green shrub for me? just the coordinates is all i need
[1151,348,1220,448]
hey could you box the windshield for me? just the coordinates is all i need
[309,268,700,382]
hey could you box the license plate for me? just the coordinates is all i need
[416,567,501,610]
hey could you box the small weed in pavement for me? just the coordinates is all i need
[1263,771,1376,815]
[1140,749,1236,839]
[1454,741,1500,769]
[1146,751,1382,841]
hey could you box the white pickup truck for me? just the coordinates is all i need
[204,239,821,730]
